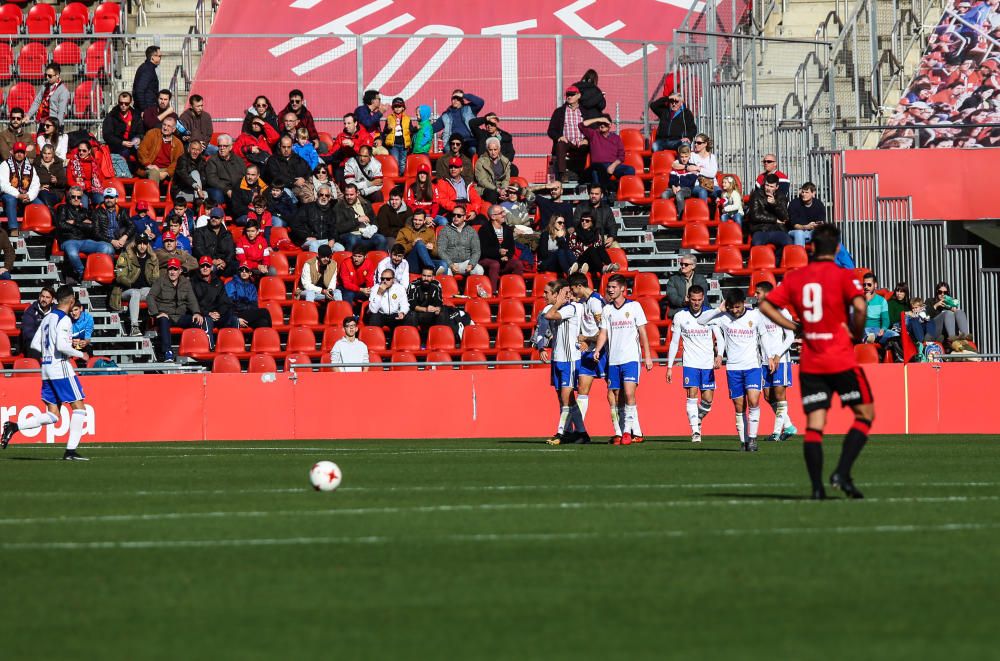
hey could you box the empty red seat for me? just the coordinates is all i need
[250,327,281,354]
[460,349,488,369]
[854,344,880,364]
[464,299,491,326]
[437,274,459,301]
[714,245,744,275]
[650,150,676,175]
[74,80,102,119]
[322,300,354,326]
[495,324,525,350]
[286,326,317,353]
[616,175,647,205]
[497,299,526,325]
[258,276,287,303]
[6,82,36,112]
[83,253,114,284]
[85,41,110,79]
[495,349,523,368]
[60,3,90,34]
[390,325,421,351]
[0,43,14,81]
[0,304,18,334]
[131,178,160,204]
[424,349,453,367]
[498,274,526,299]
[216,327,247,356]
[649,198,678,226]
[0,280,23,309]
[22,204,53,233]
[747,245,776,271]
[53,42,82,70]
[359,326,386,350]
[620,128,647,154]
[289,300,320,327]
[632,272,661,298]
[464,274,494,299]
[460,325,490,350]
[390,350,419,371]
[683,197,711,222]
[426,325,455,351]
[321,326,344,352]
[17,43,48,81]
[212,353,242,373]
[12,356,40,376]
[716,221,746,248]
[782,244,809,270]
[637,297,661,321]
[0,332,11,359]
[747,269,778,295]
[681,222,711,251]
[26,4,56,34]
[93,2,120,33]
[0,5,22,36]
[179,328,212,359]
[248,353,278,373]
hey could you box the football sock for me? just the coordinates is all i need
[773,401,788,435]
[17,410,58,431]
[625,404,642,436]
[618,403,627,433]
[836,418,871,477]
[734,412,745,445]
[576,395,589,422]
[610,405,622,436]
[746,406,760,441]
[685,398,700,434]
[557,406,571,435]
[67,409,87,451]
[803,428,825,490]
[698,398,712,420]
[569,403,586,433]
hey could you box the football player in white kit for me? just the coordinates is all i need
[593,274,654,445]
[542,279,587,445]
[755,282,797,441]
[666,284,724,443]
[568,273,613,444]
[2,285,90,460]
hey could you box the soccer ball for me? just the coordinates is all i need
[309,461,343,492]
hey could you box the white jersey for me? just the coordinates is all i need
[31,309,85,381]
[546,302,583,363]
[600,299,647,365]
[579,291,605,338]
[702,307,765,371]
[667,308,724,370]
[329,337,369,372]
[759,308,795,365]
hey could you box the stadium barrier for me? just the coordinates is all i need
[0,363,996,443]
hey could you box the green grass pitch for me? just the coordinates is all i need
[1,435,998,660]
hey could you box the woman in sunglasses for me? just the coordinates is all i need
[35,118,68,162]
[241,95,278,134]
[929,281,971,341]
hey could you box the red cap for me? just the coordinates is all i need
[565,85,580,95]
[12,142,26,153]
[166,258,182,269]
[447,157,463,168]
[418,163,431,174]
[162,231,177,241]
[135,200,149,211]
[198,255,214,266]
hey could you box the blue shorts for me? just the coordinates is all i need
[579,350,608,379]
[41,376,85,406]
[607,362,640,390]
[682,367,716,391]
[726,367,762,400]
[762,362,793,388]
[550,360,580,390]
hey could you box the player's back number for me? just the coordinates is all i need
[803,283,823,322]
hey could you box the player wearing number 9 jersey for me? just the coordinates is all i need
[759,223,875,501]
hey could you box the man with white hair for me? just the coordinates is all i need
[473,136,511,204]
[204,134,245,208]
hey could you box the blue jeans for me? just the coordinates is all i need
[589,162,635,193]
[206,188,226,205]
[653,137,689,152]
[79,192,104,210]
[789,229,812,246]
[203,144,219,156]
[905,316,931,343]
[864,327,900,346]
[721,211,743,226]
[157,313,213,357]
[388,144,407,175]
[406,240,448,273]
[3,194,44,230]
[339,232,387,253]
[751,231,792,265]
[663,187,691,217]
[61,239,115,277]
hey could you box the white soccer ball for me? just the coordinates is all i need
[309,461,343,492]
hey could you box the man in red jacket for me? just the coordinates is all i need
[329,113,373,177]
[337,244,375,310]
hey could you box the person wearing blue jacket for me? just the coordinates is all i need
[70,301,95,351]
[224,264,272,329]
[432,90,484,156]
[355,90,384,143]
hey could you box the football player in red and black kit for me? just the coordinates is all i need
[758,224,875,500]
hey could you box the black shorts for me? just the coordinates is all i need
[799,367,874,414]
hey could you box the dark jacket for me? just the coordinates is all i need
[573,201,617,238]
[20,302,50,352]
[788,197,827,228]
[267,190,297,222]
[146,274,200,321]
[333,198,375,237]
[434,151,474,183]
[264,151,311,189]
[375,202,411,238]
[407,278,444,309]
[469,118,516,162]
[192,275,234,320]
[477,223,516,262]
[56,203,100,243]
[177,108,214,145]
[665,272,710,315]
[546,105,576,152]
[278,102,318,141]
[192,225,237,264]
[204,152,246,193]
[225,277,259,314]
[173,152,209,196]
[747,189,790,234]
[34,157,67,198]
[535,193,574,228]
[132,60,159,113]
[93,204,137,244]
[536,232,570,264]
[102,106,145,151]
[290,201,338,245]
[231,178,268,220]
[649,98,697,143]
[573,79,606,120]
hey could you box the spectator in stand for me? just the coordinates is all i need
[203,135,244,208]
[408,266,452,341]
[470,113,518,175]
[344,144,384,204]
[406,164,440,222]
[367,268,410,337]
[376,244,409,286]
[147,257,205,362]
[28,64,71,125]
[531,181,575,229]
[929,281,971,341]
[162,197,195,241]
[102,92,143,171]
[93,187,135,252]
[755,154,790,196]
[478,204,524,291]
[1,142,42,235]
[330,316,369,372]
[264,185,295,235]
[0,226,13,279]
[887,282,912,334]
[111,233,159,336]
[862,272,902,361]
[242,96,279,134]
[438,206,484,276]
[265,136,312,200]
[719,175,744,225]
[572,69,607,120]
[396,209,446,275]
[66,140,107,209]
[412,105,434,157]
[383,97,417,175]
[20,287,54,358]
[36,118,68,162]
[375,188,411,248]
[292,128,320,171]
[142,89,178,133]
[499,183,536,248]
[747,173,791,262]
[355,90,385,143]
[193,208,238,277]
[226,263,273,329]
[568,213,614,275]
[337,244,376,307]
[649,92,696,152]
[574,183,618,247]
[279,90,318,143]
[474,137,511,205]
[290,184,340,253]
[329,113,373,176]
[132,46,161,114]
[580,114,633,195]
[234,117,279,169]
[0,108,35,161]
[231,164,268,221]
[548,86,588,183]
[903,296,934,344]
[335,183,385,252]
[279,112,301,144]
[437,157,484,221]
[56,186,112,283]
[178,94,215,155]
[689,133,720,217]
[787,182,826,246]
[432,89,484,156]
[435,135,474,182]
[298,244,340,303]
[173,139,210,204]
[309,165,339,203]
[234,221,274,277]
[536,215,574,277]
[155,231,198,273]
[665,254,709,319]
[138,116,183,185]
[131,201,160,242]
[239,196,273,240]
[193,255,236,332]
[662,144,698,219]
[69,302,94,351]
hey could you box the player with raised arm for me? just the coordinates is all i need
[568,273,612,444]
[593,274,654,445]
[666,285,724,443]
[2,285,91,460]
[758,223,874,500]
[756,282,798,441]
[542,279,587,446]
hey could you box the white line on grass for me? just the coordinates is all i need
[2,521,998,552]
[0,495,996,526]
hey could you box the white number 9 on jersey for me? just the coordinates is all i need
[803,283,823,322]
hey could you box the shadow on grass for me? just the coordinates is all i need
[498,439,555,445]
[709,492,808,501]
[1,456,51,461]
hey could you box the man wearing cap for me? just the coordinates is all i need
[146,257,206,361]
[0,140,41,234]
[437,156,485,218]
[93,187,136,251]
[111,233,159,335]
[204,134,245,209]
[334,183,385,252]
[437,205,484,276]
[366,267,410,339]
[56,186,113,282]
[192,206,237,276]
[138,115,184,184]
[580,114,634,196]
[548,86,588,183]
[173,139,210,203]
[343,144,384,203]
[474,137,512,205]
[375,188,411,247]
[290,184,340,253]
[432,89,485,156]
[470,113,517,175]
[298,244,340,303]
[434,135,473,183]
[193,255,237,332]
[337,245,376,308]
[330,316,369,373]
[130,200,160,243]
[154,216,192,252]
[383,96,416,175]
[154,230,197,272]
[0,108,35,162]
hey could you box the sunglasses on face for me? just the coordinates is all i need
[763,159,775,164]
[200,264,213,269]
[938,289,949,294]
[693,140,705,144]
[46,73,57,79]
[167,267,180,271]
[290,99,302,104]
[318,193,332,198]
[863,283,874,288]
[69,195,82,200]
[380,277,394,283]
[255,102,268,108]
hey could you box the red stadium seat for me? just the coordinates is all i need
[108,177,128,200]
[682,197,711,222]
[22,204,53,233]
[269,225,293,250]
[212,353,242,373]
[60,3,90,34]
[26,4,56,34]
[286,326,317,354]
[320,326,344,352]
[323,301,354,326]
[464,274,494,299]
[53,42,82,70]
[426,349,454,367]
[495,349,523,368]
[495,324,525,350]
[179,328,212,359]
[497,299,527,325]
[73,80,102,119]
[216,327,247,356]
[620,129,647,155]
[645,323,664,357]
[390,325,421,351]
[83,253,114,284]
[426,325,455,351]
[0,332,11,359]
[681,222,711,251]
[257,277,287,303]
[250,327,282,354]
[12,356,40,376]
[289,300,320,328]
[747,245,776,272]
[0,280,23,310]
[269,251,291,276]
[248,353,278,373]
[0,304,18,334]
[0,44,14,81]
[390,350,419,371]
[498,274,526,299]
[0,5,22,36]
[84,40,110,79]
[716,221,747,248]
[622,151,645,177]
[632,272,661,298]
[650,150,676,175]
[532,272,556,295]
[854,344,880,364]
[93,3,121,33]
[285,353,312,370]
[460,349,488,369]
[359,326,386,350]
[375,154,400,179]
[616,175,646,205]
[649,198,678,226]
[460,325,490,350]
[747,269,778,295]
[18,43,49,81]
[366,250,388,266]
[463,299,491,326]
[264,302,285,329]
[131,178,160,204]
[714,245,744,275]
[6,82,36,112]
[782,244,809,270]
[606,248,630,273]
[437,275,459,301]
[637,297,661,321]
